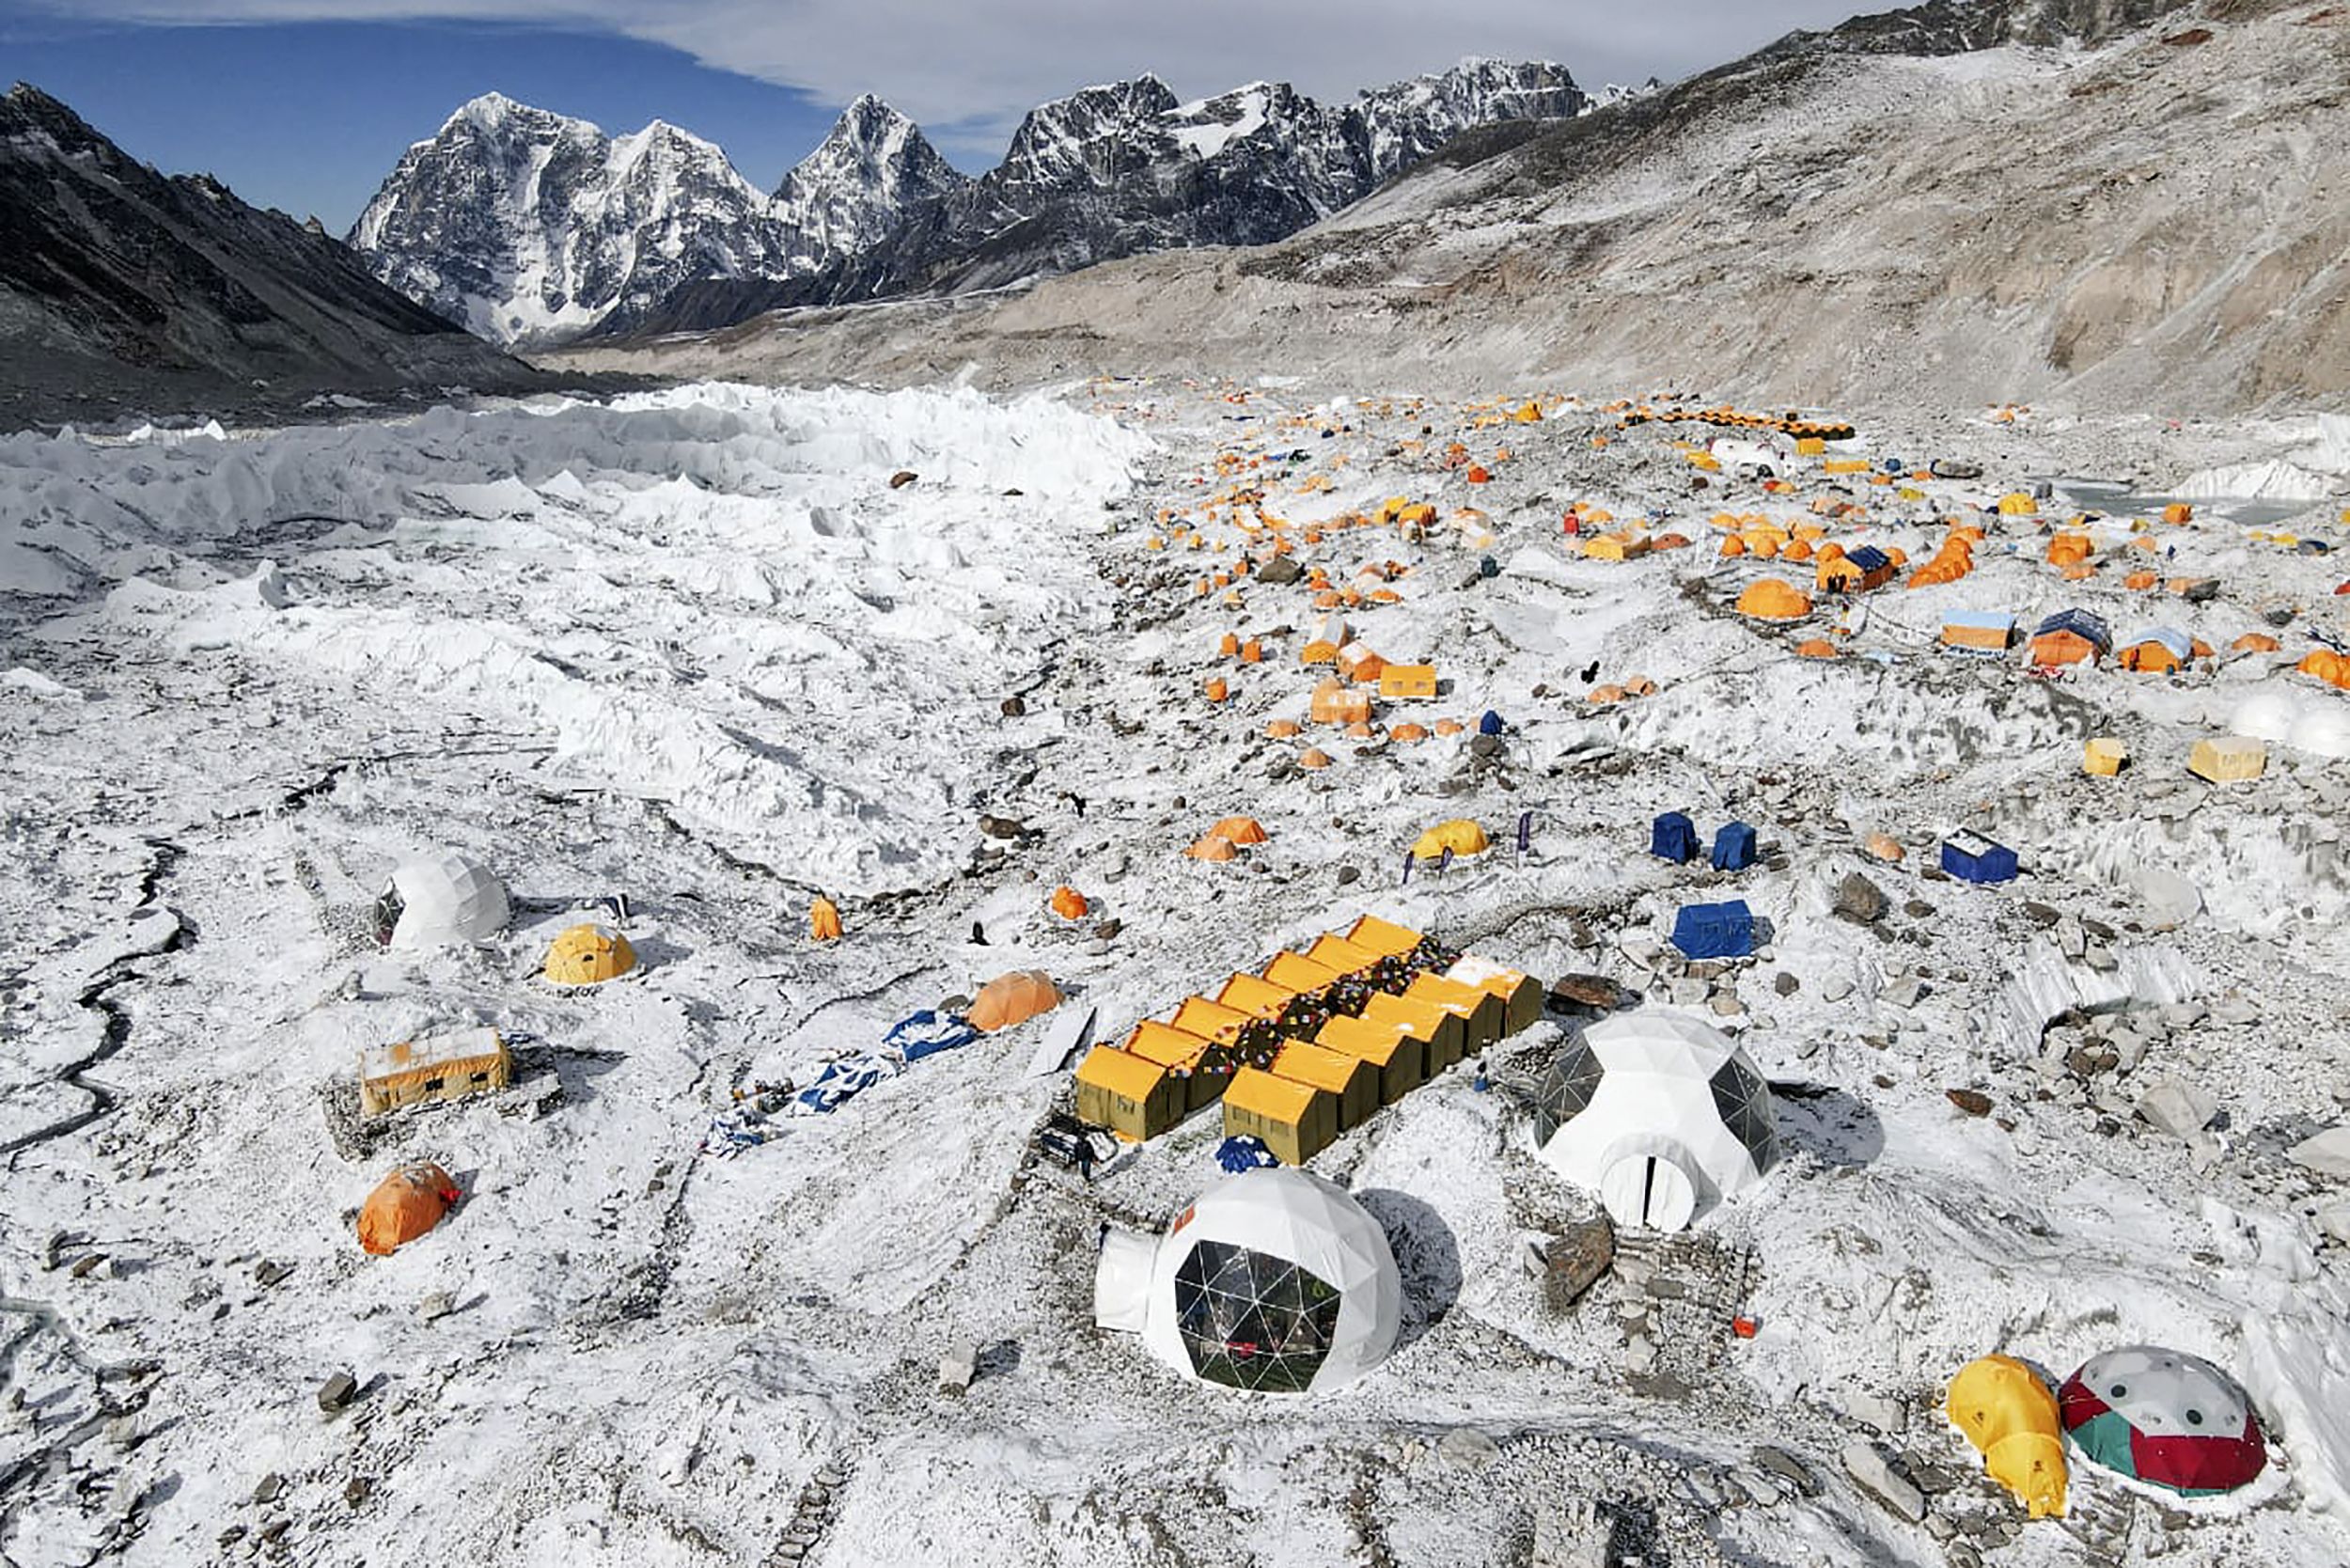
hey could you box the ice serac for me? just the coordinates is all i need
[771,94,970,265]
[350,92,794,345]
[0,82,535,429]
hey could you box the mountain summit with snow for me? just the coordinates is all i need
[350,60,1586,345]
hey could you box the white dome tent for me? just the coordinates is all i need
[378,852,509,949]
[1093,1168,1402,1394]
[1531,1011,1778,1231]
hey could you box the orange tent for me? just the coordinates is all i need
[2301,650,2350,690]
[1265,718,1301,739]
[1211,816,1268,845]
[1390,723,1428,743]
[968,970,1061,1032]
[1736,578,1812,620]
[1050,886,1090,920]
[810,896,843,943]
[2231,633,2280,654]
[1298,747,1334,770]
[1794,638,1840,659]
[1187,832,1239,861]
[358,1162,461,1256]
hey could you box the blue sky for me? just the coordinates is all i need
[1,1,1865,234]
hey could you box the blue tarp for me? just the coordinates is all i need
[884,1009,981,1063]
[2032,608,2112,652]
[1651,811,1698,864]
[1941,833,2019,885]
[702,1006,984,1154]
[1711,822,1758,872]
[1672,900,1756,960]
[1216,1135,1279,1173]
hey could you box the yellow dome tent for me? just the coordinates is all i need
[968,970,1061,1032]
[1411,819,1490,861]
[544,923,635,985]
[1947,1355,2067,1518]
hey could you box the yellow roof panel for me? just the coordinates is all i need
[1123,1020,1214,1070]
[1316,1013,1409,1064]
[1170,996,1250,1043]
[1273,1039,1371,1095]
[1305,934,1381,974]
[1343,915,1423,958]
[1224,1064,1323,1122]
[1263,952,1341,994]
[1074,1046,1167,1098]
[1364,990,1457,1037]
[1214,973,1295,1016]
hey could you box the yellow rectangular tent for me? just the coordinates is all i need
[1272,1038,1380,1130]
[1122,1020,1227,1112]
[1315,1012,1423,1104]
[1378,665,1437,700]
[1074,1047,1184,1141]
[1170,996,1252,1048]
[1303,933,1383,980]
[1403,972,1504,1053]
[359,1027,510,1118]
[1263,951,1343,998]
[1359,990,1467,1072]
[2082,737,2128,776]
[1446,956,1545,1038]
[1222,1065,1339,1166]
[2188,736,2265,783]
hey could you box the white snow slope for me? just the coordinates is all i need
[2,380,2348,1568]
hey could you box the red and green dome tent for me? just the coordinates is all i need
[2058,1346,2267,1496]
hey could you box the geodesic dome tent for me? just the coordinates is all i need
[1532,1012,1778,1231]
[377,852,509,949]
[1093,1168,1402,1395]
[2058,1346,2268,1496]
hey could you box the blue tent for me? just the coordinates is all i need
[1671,900,1755,960]
[1941,831,2018,885]
[1479,710,1505,737]
[1216,1135,1279,1173]
[1711,822,1758,872]
[1651,811,1698,863]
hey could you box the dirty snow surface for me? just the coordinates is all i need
[4,380,2350,1568]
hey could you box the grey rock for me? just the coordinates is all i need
[2135,1079,2217,1138]
[1440,1426,1501,1466]
[417,1292,455,1323]
[2289,1125,2350,1180]
[250,1473,284,1506]
[1822,974,1856,1003]
[1774,972,1800,996]
[1841,1441,1926,1522]
[1255,555,1304,586]
[1536,1214,1615,1309]
[1710,992,1744,1017]
[317,1372,357,1413]
[1754,1445,1821,1496]
[1834,1388,1907,1435]
[1834,873,1887,925]
[938,1341,979,1393]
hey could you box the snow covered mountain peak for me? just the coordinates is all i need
[771,94,969,263]
[352,60,1586,343]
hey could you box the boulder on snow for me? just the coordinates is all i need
[2289,1125,2350,1180]
[1841,1441,1926,1522]
[1834,872,1888,925]
[2135,1078,2217,1139]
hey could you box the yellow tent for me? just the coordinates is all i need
[1221,1065,1339,1166]
[2082,738,2127,777]
[1272,1038,1380,1131]
[1998,492,2041,516]
[1947,1355,2067,1518]
[1411,819,1489,861]
[1074,1047,1183,1141]
[543,924,635,985]
[2188,736,2265,783]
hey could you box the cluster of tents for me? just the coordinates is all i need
[1073,915,1540,1163]
[1949,1347,2269,1515]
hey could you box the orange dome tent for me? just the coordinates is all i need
[1050,886,1090,920]
[358,1161,461,1256]
[968,970,1061,1032]
[1298,747,1334,770]
[1735,578,1813,620]
[1211,816,1268,845]
[1186,832,1240,861]
[809,896,843,943]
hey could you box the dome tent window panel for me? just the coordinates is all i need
[1172,1239,1341,1394]
[1708,1058,1778,1168]
[1536,1042,1606,1142]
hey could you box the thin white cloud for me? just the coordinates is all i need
[31,0,1868,146]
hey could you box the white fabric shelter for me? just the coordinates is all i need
[383,852,509,949]
[1531,1011,1777,1232]
[1093,1168,1402,1394]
